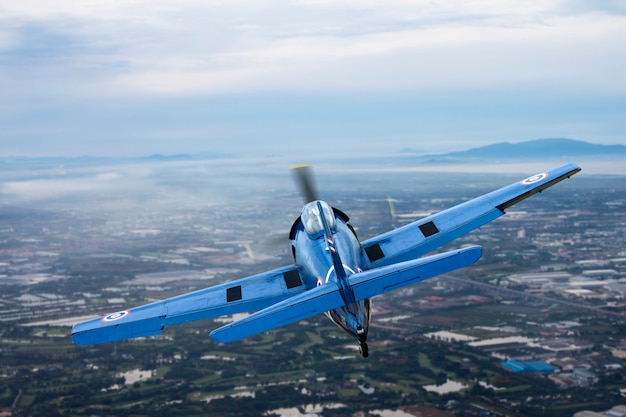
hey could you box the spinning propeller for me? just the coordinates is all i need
[291,163,319,203]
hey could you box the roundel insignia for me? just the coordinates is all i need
[520,172,548,186]
[102,310,130,322]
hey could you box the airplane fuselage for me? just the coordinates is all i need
[289,200,372,355]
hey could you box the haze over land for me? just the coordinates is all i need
[1,154,625,416]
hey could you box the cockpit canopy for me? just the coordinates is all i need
[301,200,336,235]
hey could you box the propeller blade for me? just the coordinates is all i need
[291,164,319,203]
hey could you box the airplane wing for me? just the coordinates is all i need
[71,265,307,345]
[210,245,482,343]
[360,163,581,268]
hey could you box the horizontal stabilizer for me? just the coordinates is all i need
[350,245,482,300]
[210,246,482,343]
[210,282,346,343]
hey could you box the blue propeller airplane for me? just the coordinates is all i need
[72,163,581,357]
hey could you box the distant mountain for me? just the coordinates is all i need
[422,138,626,162]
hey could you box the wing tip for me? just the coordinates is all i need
[465,244,483,263]
[497,163,581,211]
[71,330,96,346]
[562,162,582,176]
[209,328,231,344]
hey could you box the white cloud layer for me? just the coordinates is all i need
[0,0,624,156]
[2,171,121,200]
[2,0,624,96]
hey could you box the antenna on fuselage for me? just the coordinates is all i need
[386,195,397,224]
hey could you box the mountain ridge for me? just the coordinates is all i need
[401,138,626,162]
[1,138,623,165]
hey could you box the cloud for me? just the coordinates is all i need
[1,0,624,157]
[1,171,122,200]
[2,0,624,97]
[106,13,625,96]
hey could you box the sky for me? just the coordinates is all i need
[1,0,625,158]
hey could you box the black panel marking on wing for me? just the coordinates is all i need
[419,221,440,238]
[283,269,303,289]
[365,244,385,262]
[227,286,242,302]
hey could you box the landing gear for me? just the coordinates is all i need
[359,342,369,358]
[357,325,369,357]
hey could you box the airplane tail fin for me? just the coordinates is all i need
[210,245,482,343]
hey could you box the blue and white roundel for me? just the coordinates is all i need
[520,172,548,185]
[102,310,130,322]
